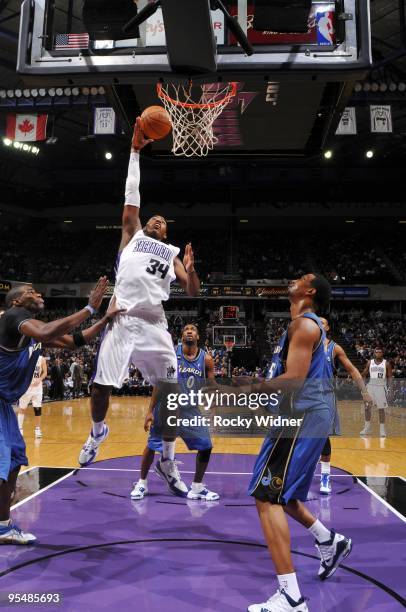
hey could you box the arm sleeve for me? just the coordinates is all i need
[124,151,141,207]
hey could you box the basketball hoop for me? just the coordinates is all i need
[224,340,235,353]
[157,81,237,157]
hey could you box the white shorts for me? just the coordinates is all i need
[93,313,178,388]
[19,385,43,409]
[367,384,388,410]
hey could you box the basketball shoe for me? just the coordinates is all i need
[360,422,371,436]
[130,480,148,500]
[319,474,331,495]
[187,483,220,501]
[0,521,36,545]
[248,589,308,611]
[315,529,352,580]
[78,424,109,466]
[154,458,188,497]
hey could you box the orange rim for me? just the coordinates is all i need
[157,82,238,109]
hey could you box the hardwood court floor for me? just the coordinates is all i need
[20,397,406,476]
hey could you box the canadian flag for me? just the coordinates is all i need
[6,114,48,142]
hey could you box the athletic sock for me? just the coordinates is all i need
[162,440,175,461]
[320,461,330,475]
[308,519,331,543]
[92,421,104,437]
[0,519,11,528]
[379,424,386,434]
[277,572,301,602]
[191,481,204,493]
[17,413,25,430]
[138,478,147,487]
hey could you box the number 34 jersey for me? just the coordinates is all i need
[115,230,180,317]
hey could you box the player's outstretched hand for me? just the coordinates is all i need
[144,412,154,432]
[132,117,154,151]
[105,296,126,322]
[183,243,195,273]
[88,277,109,311]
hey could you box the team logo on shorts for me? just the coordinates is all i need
[166,365,176,379]
[261,468,283,490]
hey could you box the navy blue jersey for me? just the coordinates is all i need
[0,308,42,403]
[176,344,206,394]
[266,312,329,413]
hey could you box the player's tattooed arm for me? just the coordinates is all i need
[119,118,153,253]
[20,277,109,344]
[334,344,373,404]
[174,244,200,297]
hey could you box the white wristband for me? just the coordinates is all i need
[85,304,97,315]
[124,151,140,208]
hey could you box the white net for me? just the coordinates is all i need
[157,82,237,157]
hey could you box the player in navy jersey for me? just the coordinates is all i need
[131,324,219,501]
[318,317,373,494]
[243,274,352,612]
[0,279,123,545]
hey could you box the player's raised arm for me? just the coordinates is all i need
[334,344,373,403]
[119,118,154,253]
[174,243,200,297]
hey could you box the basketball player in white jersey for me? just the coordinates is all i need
[18,355,47,438]
[360,347,393,437]
[79,119,200,497]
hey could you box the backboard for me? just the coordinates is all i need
[16,0,372,155]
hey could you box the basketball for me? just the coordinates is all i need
[140,105,172,140]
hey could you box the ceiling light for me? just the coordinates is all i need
[366,150,374,159]
[38,88,47,96]
[105,152,112,160]
[31,89,39,97]
[48,88,56,97]
[71,87,80,96]
[14,89,22,98]
[3,138,12,146]
[323,150,333,159]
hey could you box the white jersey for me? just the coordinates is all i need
[114,230,180,317]
[27,356,44,390]
[369,359,387,385]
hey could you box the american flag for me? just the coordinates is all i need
[54,33,89,50]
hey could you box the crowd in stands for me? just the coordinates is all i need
[2,225,406,284]
[312,235,394,284]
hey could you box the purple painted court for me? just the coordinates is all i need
[4,454,406,611]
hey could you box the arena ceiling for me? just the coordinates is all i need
[0,1,406,211]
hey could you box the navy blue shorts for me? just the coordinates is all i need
[0,399,28,481]
[148,404,212,453]
[248,404,332,505]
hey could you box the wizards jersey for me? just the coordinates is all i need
[266,312,329,413]
[176,344,206,395]
[0,307,42,403]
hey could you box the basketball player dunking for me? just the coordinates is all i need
[0,278,122,544]
[18,354,47,438]
[244,274,351,612]
[79,119,201,497]
[131,323,219,501]
[360,347,393,438]
[319,317,373,495]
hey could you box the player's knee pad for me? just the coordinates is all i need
[33,406,42,417]
[321,437,331,457]
[197,448,212,464]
